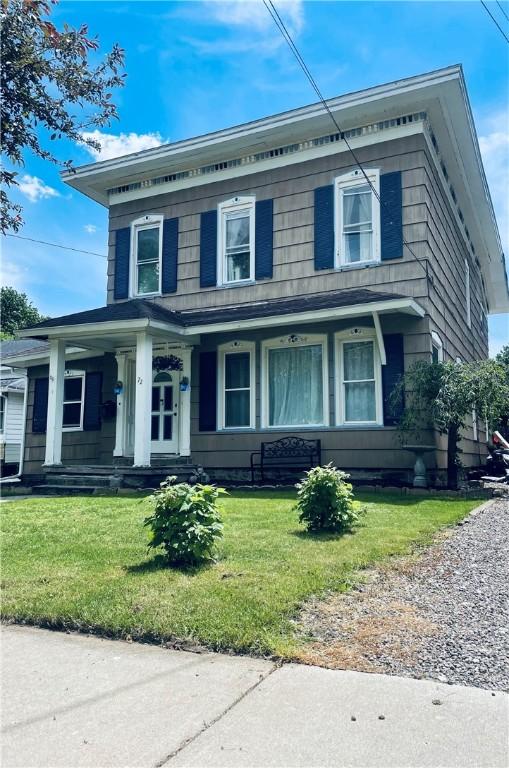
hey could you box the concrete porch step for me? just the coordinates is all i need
[45,474,114,488]
[33,484,97,496]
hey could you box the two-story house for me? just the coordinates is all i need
[14,65,509,489]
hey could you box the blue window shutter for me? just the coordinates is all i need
[199,351,217,431]
[381,172,403,261]
[200,210,217,287]
[382,334,405,425]
[161,217,178,293]
[114,227,130,299]
[314,185,334,270]
[83,372,103,431]
[32,377,48,433]
[255,199,273,280]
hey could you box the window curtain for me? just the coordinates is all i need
[268,345,323,426]
[343,341,376,422]
[343,184,372,262]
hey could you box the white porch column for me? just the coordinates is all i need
[178,347,192,457]
[44,338,65,466]
[133,332,152,467]
[113,353,127,457]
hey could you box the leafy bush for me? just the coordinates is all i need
[295,464,364,534]
[144,477,226,566]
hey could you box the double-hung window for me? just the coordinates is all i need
[131,215,163,296]
[431,332,444,363]
[62,371,85,431]
[218,197,255,285]
[335,169,380,267]
[218,342,255,429]
[335,329,382,425]
[262,334,329,428]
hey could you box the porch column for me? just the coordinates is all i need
[179,347,192,457]
[44,338,65,466]
[133,331,152,467]
[113,352,127,457]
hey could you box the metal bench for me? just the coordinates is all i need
[250,437,321,483]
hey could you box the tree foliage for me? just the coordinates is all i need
[1,0,125,232]
[0,286,48,337]
[395,358,509,487]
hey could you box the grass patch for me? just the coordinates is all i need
[0,490,479,658]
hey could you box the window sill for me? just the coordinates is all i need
[132,292,161,299]
[334,260,381,272]
[217,280,256,289]
[62,427,83,433]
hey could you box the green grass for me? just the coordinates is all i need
[0,491,479,658]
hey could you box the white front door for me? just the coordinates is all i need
[150,372,179,454]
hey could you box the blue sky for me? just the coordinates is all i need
[2,0,508,353]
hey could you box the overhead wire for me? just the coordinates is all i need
[480,0,509,42]
[496,0,509,22]
[3,233,108,259]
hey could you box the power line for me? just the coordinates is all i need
[481,0,509,42]
[262,0,431,284]
[496,0,509,22]
[3,233,108,259]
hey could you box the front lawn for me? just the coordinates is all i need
[0,491,479,657]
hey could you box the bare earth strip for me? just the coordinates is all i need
[295,497,509,691]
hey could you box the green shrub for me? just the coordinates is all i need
[295,464,364,534]
[144,477,226,566]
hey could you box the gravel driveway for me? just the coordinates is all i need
[297,497,509,691]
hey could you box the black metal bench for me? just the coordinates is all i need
[250,437,321,483]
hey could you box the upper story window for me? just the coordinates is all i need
[131,215,163,297]
[218,341,255,429]
[465,259,471,328]
[62,371,85,431]
[218,197,255,285]
[335,169,380,267]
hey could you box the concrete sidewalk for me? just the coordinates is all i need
[1,626,507,768]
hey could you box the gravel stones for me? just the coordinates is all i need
[297,498,509,691]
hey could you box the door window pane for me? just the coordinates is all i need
[151,415,159,441]
[151,386,159,412]
[163,415,173,440]
[268,345,323,426]
[164,386,173,412]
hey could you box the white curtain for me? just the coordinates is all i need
[269,345,323,426]
[343,184,372,263]
[343,341,376,422]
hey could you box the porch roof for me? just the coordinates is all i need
[21,289,425,344]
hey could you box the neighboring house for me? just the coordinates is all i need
[15,66,509,487]
[0,340,48,474]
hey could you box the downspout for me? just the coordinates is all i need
[0,372,28,484]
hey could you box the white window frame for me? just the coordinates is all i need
[261,333,329,429]
[465,259,471,328]
[62,370,85,432]
[335,328,383,426]
[334,168,381,268]
[217,196,255,286]
[431,331,444,363]
[217,341,256,430]
[130,214,163,298]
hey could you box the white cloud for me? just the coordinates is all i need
[478,109,509,256]
[80,130,166,161]
[83,224,97,234]
[204,0,303,35]
[0,258,28,291]
[18,175,60,203]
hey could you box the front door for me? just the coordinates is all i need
[151,373,179,453]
